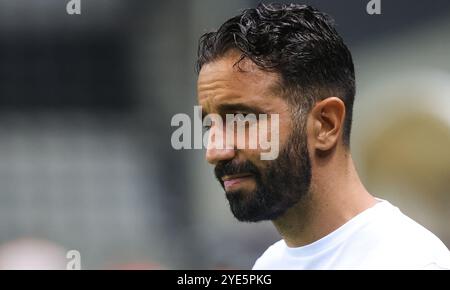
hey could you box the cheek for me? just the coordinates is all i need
[236,115,291,163]
[304,114,315,150]
[277,115,293,146]
[263,113,292,154]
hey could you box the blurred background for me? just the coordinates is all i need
[0,0,449,269]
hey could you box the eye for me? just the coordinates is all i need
[203,115,214,131]
[203,124,212,131]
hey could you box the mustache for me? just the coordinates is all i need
[214,159,261,182]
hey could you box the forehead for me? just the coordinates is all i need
[197,51,282,108]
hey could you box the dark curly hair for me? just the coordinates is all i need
[197,3,355,146]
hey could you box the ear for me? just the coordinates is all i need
[309,97,346,151]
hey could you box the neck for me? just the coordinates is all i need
[272,150,376,248]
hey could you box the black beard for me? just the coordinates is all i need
[214,129,311,222]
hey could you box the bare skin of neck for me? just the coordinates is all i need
[273,147,376,248]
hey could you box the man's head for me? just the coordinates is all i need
[196,3,355,222]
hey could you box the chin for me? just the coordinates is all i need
[226,191,273,222]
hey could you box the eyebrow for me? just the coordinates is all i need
[202,103,265,120]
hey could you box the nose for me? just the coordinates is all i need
[205,125,236,165]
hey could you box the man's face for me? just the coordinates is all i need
[197,50,312,222]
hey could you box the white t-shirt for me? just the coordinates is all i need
[253,199,450,270]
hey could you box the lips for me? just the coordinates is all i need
[222,173,253,189]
